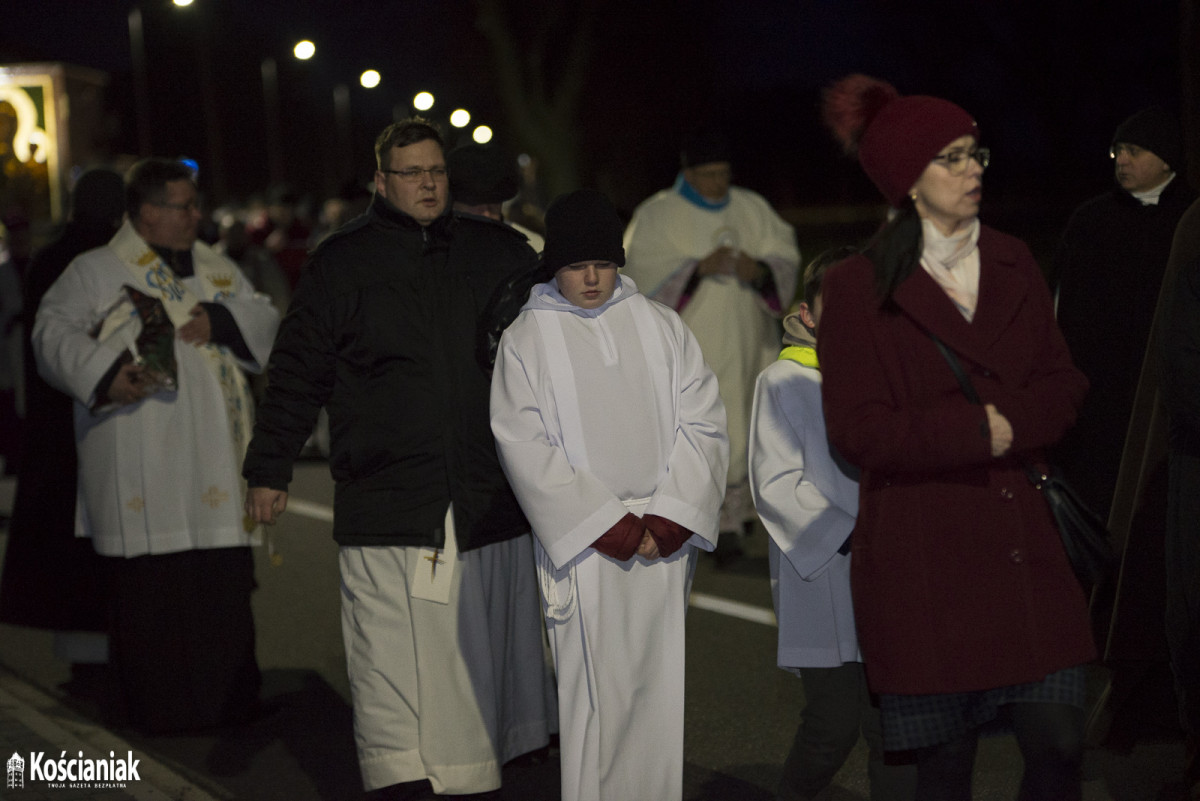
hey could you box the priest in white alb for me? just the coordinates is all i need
[33,158,279,734]
[491,189,728,801]
[622,125,799,563]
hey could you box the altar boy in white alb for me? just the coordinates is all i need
[34,158,279,733]
[491,189,728,801]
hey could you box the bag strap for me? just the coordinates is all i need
[929,334,981,405]
[929,332,1050,486]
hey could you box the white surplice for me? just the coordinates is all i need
[622,183,799,528]
[748,354,862,670]
[33,222,280,557]
[491,276,728,801]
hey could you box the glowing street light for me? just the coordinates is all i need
[450,109,471,128]
[472,125,493,144]
[173,0,194,6]
[413,91,434,111]
[294,40,316,60]
[360,70,381,89]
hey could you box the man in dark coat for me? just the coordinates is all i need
[1054,107,1196,747]
[0,169,124,678]
[1054,106,1196,520]
[243,118,551,799]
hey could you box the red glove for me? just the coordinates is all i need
[642,514,693,558]
[591,513,643,561]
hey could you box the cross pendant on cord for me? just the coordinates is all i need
[424,548,445,580]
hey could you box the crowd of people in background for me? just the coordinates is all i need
[0,70,1198,801]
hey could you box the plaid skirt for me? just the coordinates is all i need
[878,665,1087,751]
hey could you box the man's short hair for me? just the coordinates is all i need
[804,245,858,307]
[374,117,444,168]
[125,158,195,219]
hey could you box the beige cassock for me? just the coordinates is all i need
[622,184,798,530]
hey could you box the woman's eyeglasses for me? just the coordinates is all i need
[931,147,990,175]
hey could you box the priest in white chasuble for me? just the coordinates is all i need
[33,158,279,734]
[622,125,799,564]
[491,189,728,801]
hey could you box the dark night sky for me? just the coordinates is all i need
[0,0,1185,226]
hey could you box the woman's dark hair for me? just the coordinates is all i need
[803,244,859,307]
[863,195,923,304]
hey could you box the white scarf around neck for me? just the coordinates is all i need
[920,217,981,322]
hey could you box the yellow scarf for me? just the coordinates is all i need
[778,344,818,369]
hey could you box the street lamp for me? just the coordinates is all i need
[333,83,353,183]
[261,57,284,186]
[260,39,321,188]
[128,1,224,199]
[473,125,493,144]
[449,109,470,128]
[413,92,434,112]
[128,8,152,156]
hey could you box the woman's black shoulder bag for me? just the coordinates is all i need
[929,334,1117,590]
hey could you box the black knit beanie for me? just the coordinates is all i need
[1112,106,1183,170]
[447,144,518,205]
[541,189,625,273]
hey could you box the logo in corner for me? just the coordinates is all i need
[7,751,24,789]
[16,749,141,790]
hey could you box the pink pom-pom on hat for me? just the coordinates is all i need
[822,74,979,208]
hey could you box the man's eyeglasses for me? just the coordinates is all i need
[381,167,448,183]
[930,147,990,175]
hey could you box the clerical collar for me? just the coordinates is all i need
[150,243,195,277]
[674,172,731,211]
[1131,173,1175,206]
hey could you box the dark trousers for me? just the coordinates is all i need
[107,546,261,734]
[778,662,917,801]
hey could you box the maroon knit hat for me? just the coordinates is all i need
[822,74,979,208]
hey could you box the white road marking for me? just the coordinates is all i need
[689,591,777,627]
[285,497,335,523]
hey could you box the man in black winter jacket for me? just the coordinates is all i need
[1053,106,1195,748]
[1053,106,1196,521]
[243,118,551,799]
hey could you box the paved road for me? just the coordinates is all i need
[0,466,1189,800]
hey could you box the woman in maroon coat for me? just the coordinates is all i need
[817,76,1095,800]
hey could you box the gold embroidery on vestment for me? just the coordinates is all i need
[201,486,229,509]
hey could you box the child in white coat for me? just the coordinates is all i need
[749,247,916,801]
